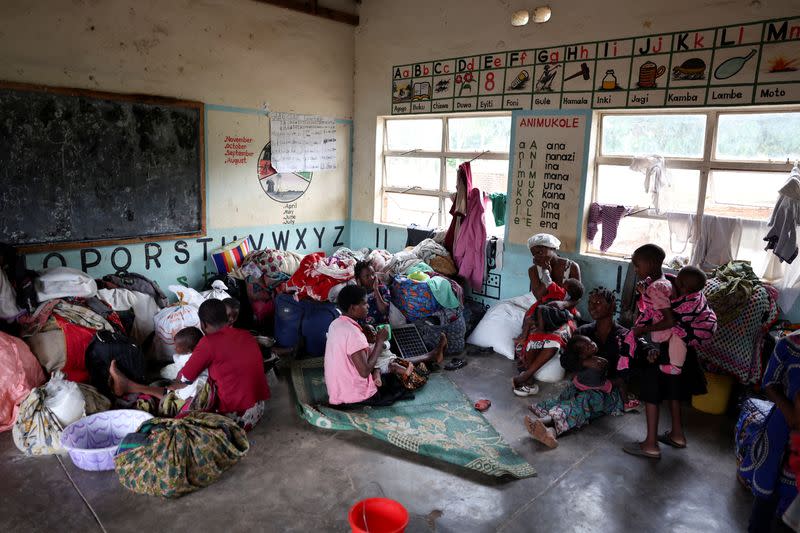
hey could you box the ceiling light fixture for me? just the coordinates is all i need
[532,6,552,23]
[511,9,530,27]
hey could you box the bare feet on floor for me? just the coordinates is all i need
[108,360,130,397]
[524,415,558,448]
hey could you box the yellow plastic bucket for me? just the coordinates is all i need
[692,372,734,415]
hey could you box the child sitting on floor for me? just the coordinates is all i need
[514,278,584,344]
[659,266,717,375]
[159,327,206,400]
[525,335,622,448]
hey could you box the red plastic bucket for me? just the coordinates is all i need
[348,498,409,533]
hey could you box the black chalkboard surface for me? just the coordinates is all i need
[0,82,205,250]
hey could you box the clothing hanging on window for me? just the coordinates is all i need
[764,164,800,264]
[630,155,668,214]
[488,193,507,226]
[691,215,743,270]
[454,187,487,290]
[586,203,628,252]
[444,162,472,253]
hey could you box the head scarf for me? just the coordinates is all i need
[527,233,561,250]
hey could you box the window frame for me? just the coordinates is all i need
[588,106,800,259]
[380,112,511,228]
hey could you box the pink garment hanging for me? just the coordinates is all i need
[444,162,473,253]
[454,187,488,290]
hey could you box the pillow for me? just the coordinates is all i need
[467,293,535,359]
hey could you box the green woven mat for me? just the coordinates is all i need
[289,358,535,479]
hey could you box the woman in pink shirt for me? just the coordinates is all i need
[324,285,446,408]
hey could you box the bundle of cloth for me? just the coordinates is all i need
[697,261,779,385]
[380,240,457,278]
[18,267,162,383]
[234,249,304,326]
[19,296,124,382]
[286,252,356,302]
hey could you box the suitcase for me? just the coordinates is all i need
[300,300,340,358]
[274,293,304,349]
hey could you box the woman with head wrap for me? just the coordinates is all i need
[527,233,581,298]
[512,234,582,397]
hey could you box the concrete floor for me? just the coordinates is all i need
[0,347,751,532]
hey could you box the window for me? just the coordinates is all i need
[590,109,800,263]
[380,114,511,237]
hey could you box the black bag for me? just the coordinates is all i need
[85,331,146,397]
[414,309,466,355]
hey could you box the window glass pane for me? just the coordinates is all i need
[385,157,441,189]
[588,217,693,261]
[595,165,699,213]
[601,114,706,158]
[715,112,800,161]
[704,170,783,220]
[448,116,512,152]
[386,119,442,151]
[383,193,440,227]
[446,158,509,193]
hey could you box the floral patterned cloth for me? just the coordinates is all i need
[530,382,622,436]
[114,412,249,498]
[289,357,535,479]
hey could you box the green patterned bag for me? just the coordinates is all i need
[114,412,248,498]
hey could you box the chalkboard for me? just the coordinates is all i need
[0,82,205,250]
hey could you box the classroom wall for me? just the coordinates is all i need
[352,0,800,316]
[0,0,355,292]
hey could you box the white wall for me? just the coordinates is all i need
[0,0,355,290]
[352,0,800,315]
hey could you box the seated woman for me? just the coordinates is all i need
[324,285,446,408]
[109,299,270,431]
[512,233,582,397]
[354,261,390,327]
[576,287,638,411]
[738,334,800,531]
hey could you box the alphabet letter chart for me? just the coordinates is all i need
[391,16,800,113]
[507,110,591,252]
[270,112,337,172]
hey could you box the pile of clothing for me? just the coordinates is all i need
[697,261,779,385]
[232,249,304,327]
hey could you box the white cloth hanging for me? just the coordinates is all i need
[690,215,743,270]
[630,155,669,214]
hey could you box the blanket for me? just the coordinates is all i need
[290,358,535,479]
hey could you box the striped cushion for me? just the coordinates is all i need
[211,237,253,274]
